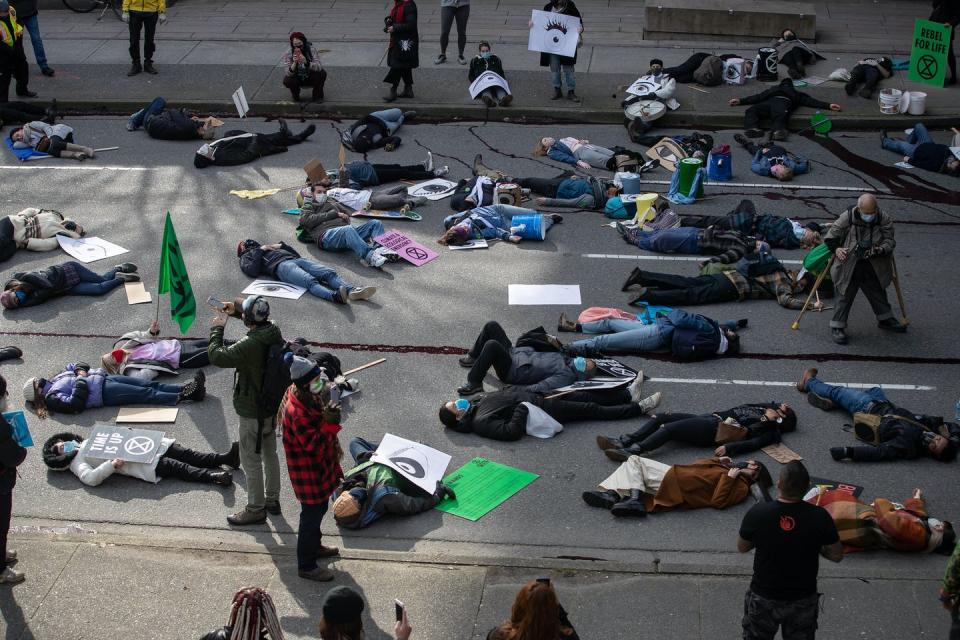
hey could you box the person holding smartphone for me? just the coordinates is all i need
[487,580,579,639]
[282,32,327,102]
[318,586,413,640]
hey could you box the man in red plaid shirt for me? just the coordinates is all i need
[279,353,344,582]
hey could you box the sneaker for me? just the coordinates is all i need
[348,286,377,301]
[433,165,449,178]
[0,567,25,585]
[143,61,158,75]
[628,373,644,402]
[615,221,630,239]
[878,318,907,333]
[831,328,848,344]
[807,391,837,411]
[733,133,749,147]
[424,151,434,172]
[227,509,267,526]
[127,110,144,131]
[637,391,661,414]
[127,62,142,76]
[458,355,475,368]
[458,55,466,65]
[566,90,580,103]
[771,129,789,141]
[377,247,401,263]
[402,110,417,120]
[744,129,764,139]
[434,54,447,65]
[114,262,138,273]
[115,272,141,282]
[362,251,387,269]
[457,382,483,396]
[41,67,55,77]
[299,566,336,582]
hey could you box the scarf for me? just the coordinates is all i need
[388,0,407,48]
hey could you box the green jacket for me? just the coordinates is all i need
[207,322,283,418]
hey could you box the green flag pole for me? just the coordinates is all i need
[157,211,197,334]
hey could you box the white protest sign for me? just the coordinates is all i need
[528,9,581,58]
[81,426,165,464]
[625,75,664,97]
[57,235,129,263]
[469,71,511,99]
[232,86,249,118]
[508,284,581,305]
[242,279,307,299]
[370,433,451,494]
[551,358,638,393]
[406,178,457,200]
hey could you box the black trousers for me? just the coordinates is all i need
[662,52,738,83]
[831,259,893,329]
[951,607,960,640]
[154,443,226,483]
[629,271,739,307]
[542,392,642,423]
[949,26,957,81]
[682,199,756,231]
[517,174,567,197]
[371,163,434,183]
[439,4,470,56]
[0,39,31,103]
[128,11,158,63]
[625,412,717,453]
[0,490,10,573]
[467,321,513,385]
[744,99,792,132]
[605,146,646,170]
[178,340,218,369]
[848,65,882,92]
[0,101,45,124]
[383,68,413,87]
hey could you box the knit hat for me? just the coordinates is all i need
[649,58,664,67]
[241,295,270,323]
[0,1,9,12]
[322,586,365,624]
[23,377,38,403]
[1,290,20,309]
[332,489,364,523]
[284,352,321,386]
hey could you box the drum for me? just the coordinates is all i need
[624,99,667,122]
[757,47,779,82]
[496,182,522,206]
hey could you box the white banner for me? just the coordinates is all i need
[469,71,511,99]
[57,235,129,263]
[625,75,664,97]
[528,10,581,58]
[370,434,451,494]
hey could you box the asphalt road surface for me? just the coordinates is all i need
[2,117,959,576]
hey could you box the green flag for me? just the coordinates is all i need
[157,212,196,334]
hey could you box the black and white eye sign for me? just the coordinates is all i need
[550,357,638,393]
[82,426,165,464]
[469,71,511,99]
[370,433,451,494]
[593,358,639,380]
[241,279,307,300]
[625,75,663,98]
[528,10,581,58]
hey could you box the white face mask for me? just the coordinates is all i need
[312,193,328,206]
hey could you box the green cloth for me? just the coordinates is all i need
[157,212,197,333]
[207,322,283,418]
[435,457,538,521]
[803,242,832,277]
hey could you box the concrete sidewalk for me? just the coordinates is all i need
[16,0,960,126]
[1,518,953,639]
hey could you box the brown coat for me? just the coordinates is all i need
[824,207,895,297]
[644,457,751,513]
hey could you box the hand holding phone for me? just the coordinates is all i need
[395,599,405,622]
[207,295,226,310]
[394,600,412,640]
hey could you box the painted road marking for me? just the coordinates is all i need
[0,165,155,171]
[639,179,889,194]
[582,253,803,264]
[648,377,934,391]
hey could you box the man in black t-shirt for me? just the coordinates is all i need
[737,461,842,639]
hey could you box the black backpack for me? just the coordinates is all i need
[310,351,343,379]
[259,342,294,419]
[671,318,721,361]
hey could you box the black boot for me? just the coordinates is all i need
[296,125,317,142]
[399,84,414,98]
[611,490,647,517]
[127,61,142,76]
[582,490,621,510]
[596,434,629,450]
[143,60,158,75]
[0,346,23,362]
[219,441,241,469]
[621,267,643,291]
[207,470,233,486]
[551,87,563,100]
[603,446,642,462]
[384,85,398,102]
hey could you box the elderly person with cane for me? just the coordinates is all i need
[823,193,906,344]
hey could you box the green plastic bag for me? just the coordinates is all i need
[803,243,832,276]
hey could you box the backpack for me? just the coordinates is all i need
[516,326,562,353]
[671,321,721,361]
[693,55,724,86]
[310,351,343,379]
[735,251,783,279]
[259,342,295,419]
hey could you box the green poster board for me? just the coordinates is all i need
[435,457,538,521]
[908,19,951,87]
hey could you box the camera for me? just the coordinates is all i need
[64,221,77,231]
[383,16,395,32]
[854,240,874,259]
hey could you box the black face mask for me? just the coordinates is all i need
[784,33,797,41]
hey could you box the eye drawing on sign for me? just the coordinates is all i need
[251,281,299,294]
[389,446,429,479]
[410,184,453,197]
[542,18,569,53]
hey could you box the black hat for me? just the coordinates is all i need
[650,58,664,67]
[322,586,365,624]
[43,432,84,470]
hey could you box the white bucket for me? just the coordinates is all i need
[907,91,927,115]
[878,88,902,114]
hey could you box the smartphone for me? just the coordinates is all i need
[394,599,405,622]
[207,295,226,310]
[536,577,551,586]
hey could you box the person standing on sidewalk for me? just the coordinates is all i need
[383,0,419,102]
[536,0,583,102]
[9,0,52,77]
[208,295,284,526]
[282,32,327,103]
[0,0,36,102]
[279,354,344,582]
[737,461,842,640]
[435,0,469,65]
[940,540,960,638]
[0,375,28,585]
[931,0,959,86]
[122,0,166,76]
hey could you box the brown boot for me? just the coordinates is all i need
[796,367,818,392]
[557,313,578,333]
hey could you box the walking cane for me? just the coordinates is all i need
[791,255,834,330]
[891,256,910,326]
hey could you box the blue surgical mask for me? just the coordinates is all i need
[481,52,491,59]
[573,357,587,372]
[63,441,79,454]
[455,398,470,411]
[14,291,26,303]
[860,213,876,223]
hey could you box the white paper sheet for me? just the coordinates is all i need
[57,235,129,263]
[508,284,581,305]
[370,433,451,494]
[232,86,249,118]
[801,76,829,86]
[894,162,914,169]
[241,279,307,299]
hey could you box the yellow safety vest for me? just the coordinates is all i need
[0,7,23,48]
[122,0,167,12]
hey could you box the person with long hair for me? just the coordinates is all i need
[532,136,644,171]
[383,0,419,102]
[487,580,579,640]
[282,32,327,102]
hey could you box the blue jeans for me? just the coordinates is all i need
[297,500,329,571]
[21,14,49,69]
[370,108,404,135]
[322,220,385,261]
[881,123,933,157]
[130,96,166,130]
[68,264,123,296]
[548,55,575,90]
[102,374,182,406]
[806,377,889,414]
[275,258,351,302]
[349,437,378,464]
[568,321,666,356]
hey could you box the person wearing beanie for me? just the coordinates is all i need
[0,374,28,585]
[100,320,224,381]
[320,585,414,640]
[0,208,84,264]
[1,261,138,310]
[122,0,167,76]
[236,239,376,304]
[22,362,206,417]
[278,352,344,582]
[209,295,285,526]
[282,32,326,102]
[41,431,237,488]
[331,436,455,530]
[797,367,960,463]
[0,0,35,103]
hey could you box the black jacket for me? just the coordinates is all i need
[0,414,28,494]
[538,0,582,67]
[909,143,952,172]
[453,389,542,441]
[931,0,960,26]
[738,79,832,111]
[714,403,787,456]
[145,109,202,141]
[850,408,950,462]
[342,114,399,153]
[0,217,15,263]
[238,240,300,279]
[386,0,419,70]
[4,262,75,307]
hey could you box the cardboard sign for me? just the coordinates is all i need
[3,411,32,447]
[125,281,152,305]
[304,159,327,184]
[528,9,581,58]
[57,235,129,263]
[809,477,864,498]
[82,426,165,464]
[370,433,451,494]
[374,230,438,266]
[761,443,803,464]
[406,178,457,200]
[908,19,951,87]
[232,86,250,118]
[116,407,179,423]
[469,71,511,99]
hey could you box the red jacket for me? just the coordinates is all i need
[279,387,343,505]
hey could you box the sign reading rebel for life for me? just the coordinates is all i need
[528,10,581,59]
[909,19,951,87]
[81,426,165,464]
[374,230,439,266]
